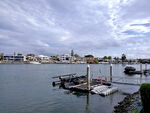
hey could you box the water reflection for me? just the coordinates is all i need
[63,90,91,113]
[64,90,88,97]
[85,93,90,113]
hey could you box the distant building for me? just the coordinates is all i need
[26,56,36,61]
[4,55,24,61]
[37,55,50,63]
[71,50,74,56]
[75,57,86,64]
[24,56,27,61]
[84,55,94,63]
[59,54,70,63]
[97,58,103,62]
[140,59,150,63]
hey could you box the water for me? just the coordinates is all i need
[0,64,149,113]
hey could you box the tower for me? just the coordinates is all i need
[71,50,74,56]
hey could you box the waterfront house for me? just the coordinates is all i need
[4,54,24,61]
[75,57,86,64]
[26,55,36,61]
[37,55,50,63]
[58,54,70,63]
[84,55,94,64]
[141,59,150,63]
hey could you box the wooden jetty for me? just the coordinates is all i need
[52,73,76,79]
[52,65,118,96]
[97,75,150,86]
[112,81,141,86]
[52,63,150,96]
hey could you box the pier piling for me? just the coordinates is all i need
[140,63,143,73]
[140,63,143,78]
[87,65,90,90]
[110,64,112,82]
[145,63,147,70]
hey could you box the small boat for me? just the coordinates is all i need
[124,66,136,72]
[144,69,150,75]
[94,78,105,82]
[124,66,136,74]
[124,66,143,74]
[30,61,41,64]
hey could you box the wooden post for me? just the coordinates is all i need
[140,63,143,78]
[87,93,89,105]
[105,76,107,81]
[85,93,90,112]
[145,63,147,70]
[140,63,143,73]
[87,65,90,90]
[110,64,112,82]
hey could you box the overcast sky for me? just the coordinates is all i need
[0,0,150,58]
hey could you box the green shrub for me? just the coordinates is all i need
[140,83,150,113]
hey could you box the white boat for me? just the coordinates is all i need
[30,61,41,64]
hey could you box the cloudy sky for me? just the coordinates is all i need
[0,0,150,58]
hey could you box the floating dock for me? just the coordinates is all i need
[52,64,150,96]
[91,85,118,96]
[52,65,118,96]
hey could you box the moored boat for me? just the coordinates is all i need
[30,61,41,64]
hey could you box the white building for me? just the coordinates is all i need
[38,55,49,60]
[4,54,24,61]
[37,55,50,63]
[59,54,70,63]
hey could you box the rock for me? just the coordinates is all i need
[113,91,141,113]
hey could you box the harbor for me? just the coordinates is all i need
[0,64,150,113]
[1,0,150,112]
[52,64,150,96]
[52,65,118,96]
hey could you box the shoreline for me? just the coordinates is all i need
[113,91,142,113]
[0,61,143,65]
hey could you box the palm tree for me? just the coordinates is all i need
[0,53,4,61]
[121,54,126,62]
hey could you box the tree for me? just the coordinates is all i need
[71,50,74,56]
[27,53,35,57]
[121,54,126,62]
[85,55,94,58]
[103,56,107,59]
[108,56,112,60]
[0,53,4,61]
[74,54,80,58]
[94,58,99,64]
[114,57,119,61]
[138,59,142,63]
[17,53,22,56]
[103,56,108,62]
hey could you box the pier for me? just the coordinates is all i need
[52,65,118,96]
[52,64,150,96]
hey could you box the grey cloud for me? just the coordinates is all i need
[121,0,150,20]
[0,0,150,58]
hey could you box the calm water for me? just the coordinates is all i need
[0,64,149,113]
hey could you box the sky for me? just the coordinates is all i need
[0,0,150,58]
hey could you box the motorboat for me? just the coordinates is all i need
[30,61,41,64]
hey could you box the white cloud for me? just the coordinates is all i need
[60,36,69,41]
[36,40,49,47]
[0,0,150,58]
